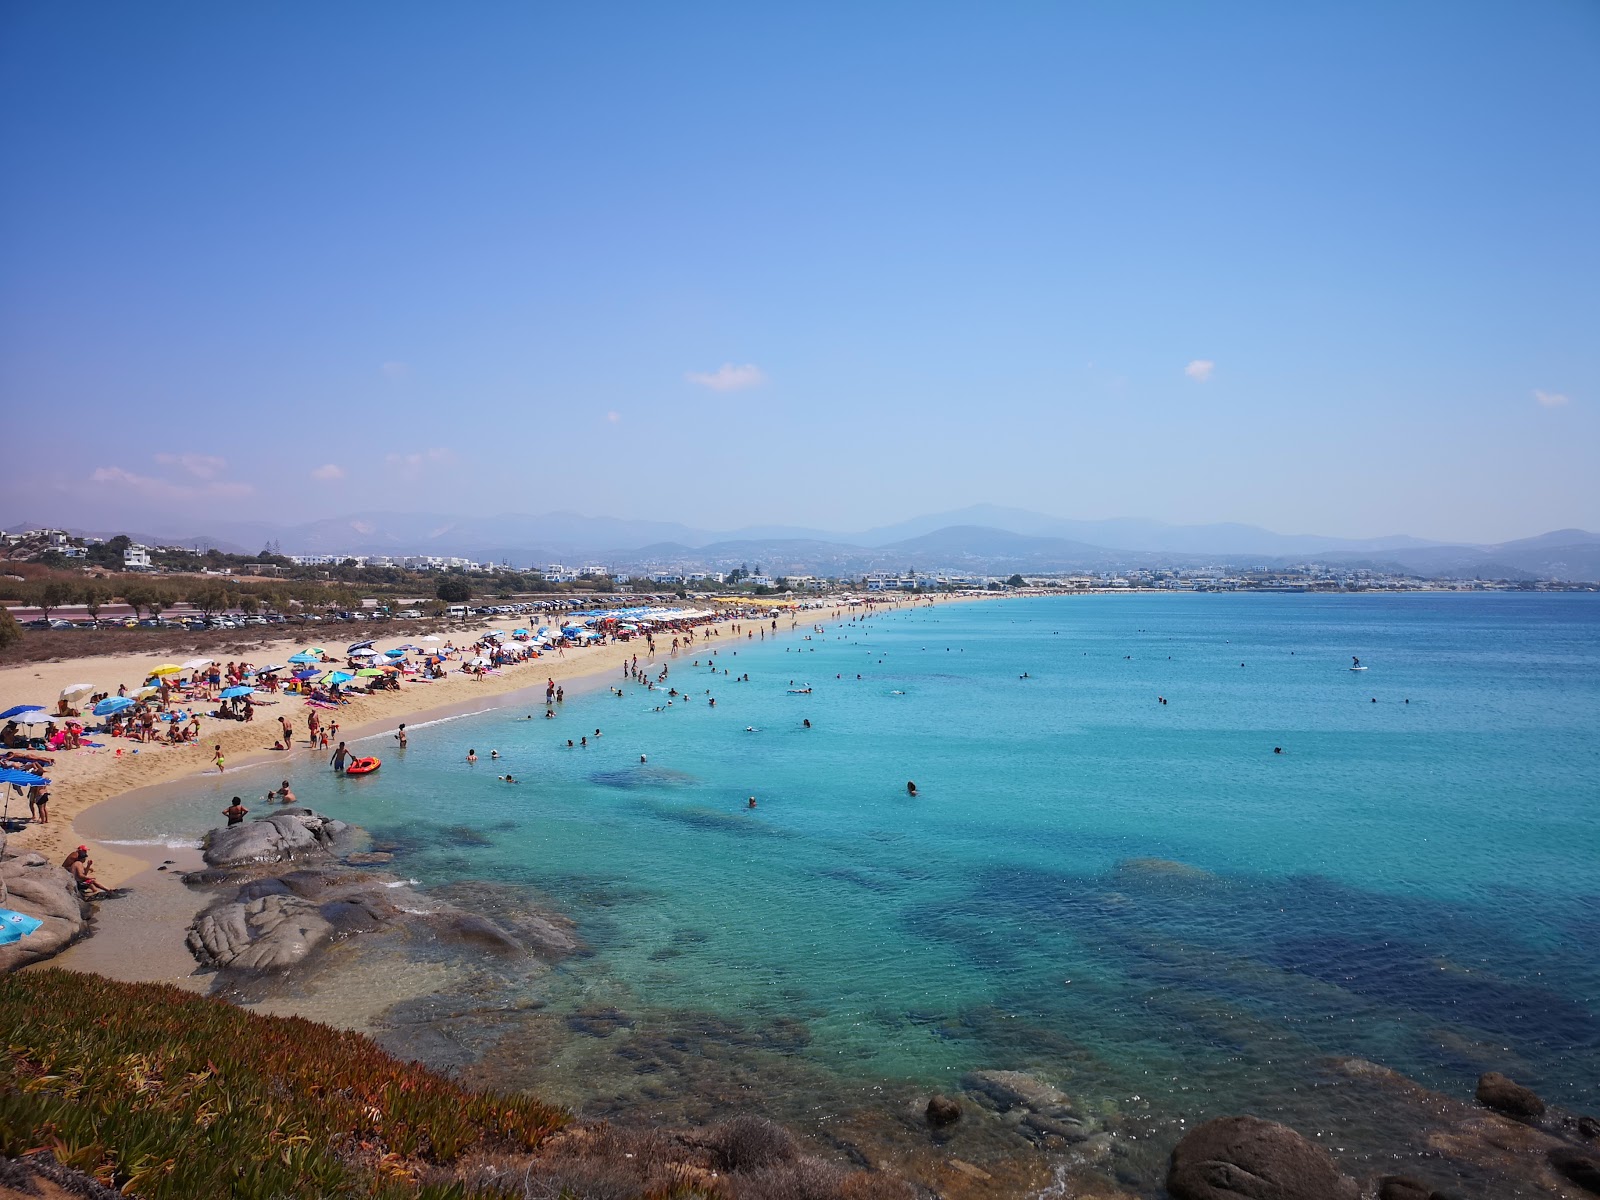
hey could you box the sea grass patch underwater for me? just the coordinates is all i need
[0,969,567,1199]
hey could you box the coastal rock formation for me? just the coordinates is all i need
[1549,1148,1600,1194]
[201,808,348,868]
[1475,1071,1546,1120]
[959,1069,1099,1149]
[1166,1115,1358,1200]
[188,891,333,971]
[0,850,90,971]
[1376,1177,1448,1200]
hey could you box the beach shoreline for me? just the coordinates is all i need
[2,594,987,890]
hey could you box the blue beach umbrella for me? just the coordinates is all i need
[292,669,319,681]
[288,652,320,665]
[0,705,44,720]
[0,767,49,786]
[93,697,135,716]
[384,648,407,657]
[322,671,354,684]
[219,686,256,699]
[346,639,375,653]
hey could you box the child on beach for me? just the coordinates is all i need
[213,745,226,773]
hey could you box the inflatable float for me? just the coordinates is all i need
[345,756,381,775]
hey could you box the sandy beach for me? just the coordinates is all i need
[0,597,974,888]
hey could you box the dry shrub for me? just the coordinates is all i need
[705,1116,799,1174]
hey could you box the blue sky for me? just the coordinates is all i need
[2,2,1595,543]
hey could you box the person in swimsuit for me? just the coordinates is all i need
[223,798,249,825]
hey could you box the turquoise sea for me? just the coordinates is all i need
[94,594,1600,1187]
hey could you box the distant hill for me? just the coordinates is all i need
[7,511,1597,581]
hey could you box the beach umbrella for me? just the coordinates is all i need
[254,664,285,674]
[288,652,320,665]
[322,671,354,684]
[13,712,54,727]
[384,648,407,657]
[0,705,44,720]
[306,647,325,655]
[219,686,256,699]
[134,686,159,700]
[355,667,385,677]
[180,658,213,671]
[59,684,94,702]
[346,639,375,653]
[348,648,380,658]
[420,635,441,642]
[292,669,319,681]
[149,664,182,676]
[93,697,135,716]
[0,768,48,786]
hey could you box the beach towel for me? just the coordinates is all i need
[0,908,43,944]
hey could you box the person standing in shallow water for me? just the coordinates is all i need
[330,741,350,772]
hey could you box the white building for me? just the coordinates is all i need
[124,544,153,570]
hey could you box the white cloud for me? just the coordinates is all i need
[685,363,766,391]
[1184,359,1215,383]
[1534,389,1569,408]
[91,465,251,501]
[381,361,413,381]
[310,463,346,481]
[384,447,457,477]
[153,452,227,479]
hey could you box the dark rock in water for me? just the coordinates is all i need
[0,850,90,970]
[1550,1148,1600,1194]
[202,809,347,867]
[1376,1177,1442,1200]
[428,912,527,957]
[566,1006,634,1037]
[1167,1115,1358,1200]
[345,851,394,865]
[1475,1071,1545,1119]
[1580,1115,1600,1140]
[925,1094,961,1127]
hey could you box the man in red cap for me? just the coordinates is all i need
[61,846,110,896]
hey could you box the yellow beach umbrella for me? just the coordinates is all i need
[149,664,183,676]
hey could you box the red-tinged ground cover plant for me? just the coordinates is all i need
[0,969,567,1198]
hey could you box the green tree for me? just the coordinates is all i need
[122,582,153,620]
[0,604,21,648]
[1006,574,1026,588]
[36,579,79,621]
[146,587,178,619]
[436,578,472,603]
[190,584,231,618]
[82,581,112,623]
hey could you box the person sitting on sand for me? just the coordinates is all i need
[62,847,110,896]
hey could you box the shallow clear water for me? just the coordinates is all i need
[96,594,1600,1159]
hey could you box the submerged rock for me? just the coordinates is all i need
[961,1069,1074,1116]
[201,808,348,868]
[188,892,332,971]
[1475,1071,1546,1120]
[925,1094,962,1127]
[1166,1115,1358,1200]
[0,850,90,971]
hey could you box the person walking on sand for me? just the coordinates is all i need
[279,715,293,746]
[330,741,351,772]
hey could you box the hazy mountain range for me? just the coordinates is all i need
[7,505,1599,581]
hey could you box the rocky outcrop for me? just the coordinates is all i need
[959,1069,1101,1149]
[0,850,90,971]
[1475,1071,1545,1120]
[201,808,348,868]
[1166,1115,1358,1200]
[186,865,575,976]
[1550,1148,1600,1194]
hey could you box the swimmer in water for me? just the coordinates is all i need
[640,754,647,763]
[490,750,499,759]
[906,781,918,796]
[748,796,757,809]
[803,718,811,728]
[499,774,519,784]
[466,749,477,763]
